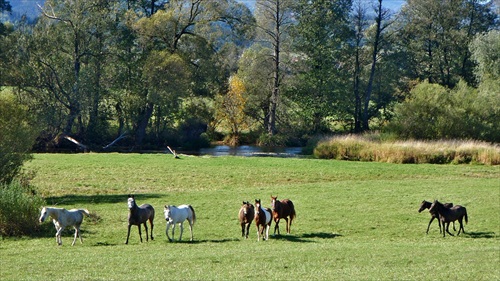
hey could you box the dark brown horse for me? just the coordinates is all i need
[418,200,455,234]
[254,199,272,241]
[429,200,468,237]
[238,201,255,239]
[271,195,296,235]
[125,195,155,244]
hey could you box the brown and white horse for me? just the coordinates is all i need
[254,199,272,241]
[271,195,296,235]
[238,201,254,239]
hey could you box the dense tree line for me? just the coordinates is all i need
[0,0,498,152]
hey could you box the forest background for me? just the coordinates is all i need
[0,0,499,153]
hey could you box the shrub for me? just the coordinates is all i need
[0,181,46,236]
[314,134,500,165]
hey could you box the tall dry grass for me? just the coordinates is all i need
[314,135,500,165]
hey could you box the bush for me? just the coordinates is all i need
[0,91,38,184]
[0,181,46,236]
[387,80,499,142]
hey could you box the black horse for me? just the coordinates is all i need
[429,200,468,237]
[418,200,455,234]
[125,195,155,244]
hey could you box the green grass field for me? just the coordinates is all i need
[2,153,499,280]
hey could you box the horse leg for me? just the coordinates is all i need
[273,218,280,236]
[241,223,245,238]
[166,222,173,242]
[125,224,131,244]
[78,224,84,244]
[56,227,65,246]
[265,224,269,240]
[256,225,261,241]
[179,222,185,241]
[427,217,435,234]
[457,218,464,236]
[138,224,143,243]
[284,217,289,234]
[188,220,194,241]
[453,221,456,232]
[72,226,79,246]
[445,222,454,237]
[149,218,154,241]
[143,222,149,242]
[171,224,176,242]
[245,223,250,239]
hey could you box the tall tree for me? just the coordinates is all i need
[398,0,497,88]
[129,0,254,146]
[291,0,353,133]
[361,0,392,130]
[351,0,369,132]
[253,0,295,136]
[9,0,114,146]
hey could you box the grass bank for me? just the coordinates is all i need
[1,153,499,280]
[314,135,500,165]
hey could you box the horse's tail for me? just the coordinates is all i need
[464,208,468,224]
[189,205,196,224]
[80,209,90,217]
[289,201,296,220]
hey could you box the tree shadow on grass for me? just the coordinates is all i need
[44,193,163,205]
[465,231,497,239]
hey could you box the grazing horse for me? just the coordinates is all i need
[254,199,272,241]
[164,204,196,242]
[238,201,255,239]
[418,200,455,234]
[125,195,155,244]
[39,207,90,246]
[429,200,468,237]
[271,195,296,235]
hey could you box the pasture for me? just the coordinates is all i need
[1,153,499,280]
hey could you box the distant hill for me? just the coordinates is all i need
[6,0,44,21]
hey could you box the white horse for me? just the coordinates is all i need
[164,205,196,242]
[39,207,90,246]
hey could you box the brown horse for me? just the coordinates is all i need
[418,200,455,234]
[271,195,296,235]
[125,195,155,244]
[254,199,272,241]
[238,201,255,239]
[429,200,468,237]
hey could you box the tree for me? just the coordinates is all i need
[398,0,497,88]
[0,93,37,184]
[215,76,249,145]
[253,0,295,136]
[290,0,353,133]
[361,0,393,131]
[127,0,254,146]
[8,0,115,150]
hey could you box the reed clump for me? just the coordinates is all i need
[314,135,500,165]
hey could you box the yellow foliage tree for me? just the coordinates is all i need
[215,76,248,145]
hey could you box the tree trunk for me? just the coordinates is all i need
[135,102,154,147]
[362,0,383,131]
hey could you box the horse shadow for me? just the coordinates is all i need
[271,232,342,243]
[44,193,163,205]
[464,231,497,239]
